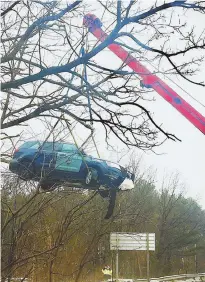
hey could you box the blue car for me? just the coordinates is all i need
[9,141,134,195]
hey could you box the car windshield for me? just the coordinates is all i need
[92,158,126,171]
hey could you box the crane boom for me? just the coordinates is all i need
[83,14,205,135]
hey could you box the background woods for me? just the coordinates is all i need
[1,173,205,281]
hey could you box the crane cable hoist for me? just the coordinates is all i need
[82,14,205,136]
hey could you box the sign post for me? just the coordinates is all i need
[146,233,150,282]
[116,250,119,282]
[110,233,155,281]
[111,251,114,282]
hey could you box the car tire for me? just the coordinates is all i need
[39,181,56,191]
[98,189,109,198]
[18,159,35,180]
[85,169,93,184]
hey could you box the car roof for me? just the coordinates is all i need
[23,140,74,145]
[19,140,79,150]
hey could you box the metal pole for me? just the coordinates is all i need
[112,251,114,282]
[116,250,119,282]
[146,233,150,282]
[195,244,198,273]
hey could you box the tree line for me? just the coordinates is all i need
[1,172,205,282]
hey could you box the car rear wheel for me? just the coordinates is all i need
[18,159,35,180]
[39,181,56,191]
[98,189,109,198]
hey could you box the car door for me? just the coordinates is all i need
[55,144,83,173]
[36,142,62,174]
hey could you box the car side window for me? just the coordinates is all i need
[41,142,63,152]
[61,144,78,153]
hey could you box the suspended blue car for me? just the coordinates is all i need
[9,141,135,195]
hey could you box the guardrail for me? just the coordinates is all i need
[108,273,205,282]
[150,273,205,282]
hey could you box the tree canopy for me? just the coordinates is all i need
[1,0,205,161]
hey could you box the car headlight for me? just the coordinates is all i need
[119,178,134,190]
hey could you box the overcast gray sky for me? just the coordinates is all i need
[84,0,205,207]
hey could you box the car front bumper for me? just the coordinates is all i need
[119,178,134,190]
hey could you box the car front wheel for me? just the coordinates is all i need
[85,168,98,187]
[85,170,93,184]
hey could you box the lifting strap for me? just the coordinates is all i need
[63,117,89,172]
[81,46,93,125]
[81,45,101,158]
